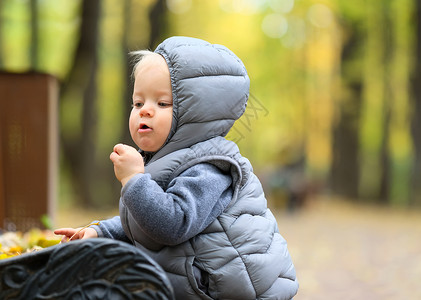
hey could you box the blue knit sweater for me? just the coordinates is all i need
[94,163,233,245]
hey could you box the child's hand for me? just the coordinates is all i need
[54,227,98,243]
[110,143,145,186]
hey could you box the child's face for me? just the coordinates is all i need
[129,54,173,152]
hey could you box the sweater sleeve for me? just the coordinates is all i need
[121,163,233,245]
[91,216,131,243]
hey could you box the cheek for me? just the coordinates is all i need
[128,114,138,133]
[164,110,173,130]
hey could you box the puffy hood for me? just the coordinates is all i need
[147,36,250,163]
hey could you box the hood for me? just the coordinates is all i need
[146,36,250,163]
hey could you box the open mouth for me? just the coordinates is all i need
[138,123,152,132]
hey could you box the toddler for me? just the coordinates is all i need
[55,36,298,300]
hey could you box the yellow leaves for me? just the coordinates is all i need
[7,245,23,254]
[0,253,13,259]
[0,228,60,260]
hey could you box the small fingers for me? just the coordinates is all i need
[113,143,126,155]
[54,228,76,243]
[54,228,75,236]
[111,144,128,162]
[110,151,119,162]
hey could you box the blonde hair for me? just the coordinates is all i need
[129,50,156,80]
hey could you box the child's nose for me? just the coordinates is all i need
[139,103,154,117]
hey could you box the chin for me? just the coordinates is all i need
[140,145,158,152]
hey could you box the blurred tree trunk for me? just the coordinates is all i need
[30,0,38,68]
[148,0,167,49]
[358,1,390,202]
[332,2,394,202]
[378,2,393,202]
[379,103,391,202]
[330,19,363,199]
[60,0,101,207]
[120,0,134,147]
[411,0,421,205]
[387,0,413,205]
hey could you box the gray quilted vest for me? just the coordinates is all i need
[120,37,298,299]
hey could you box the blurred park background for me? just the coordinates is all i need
[1,0,421,299]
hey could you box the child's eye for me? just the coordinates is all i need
[158,102,172,107]
[132,102,143,108]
